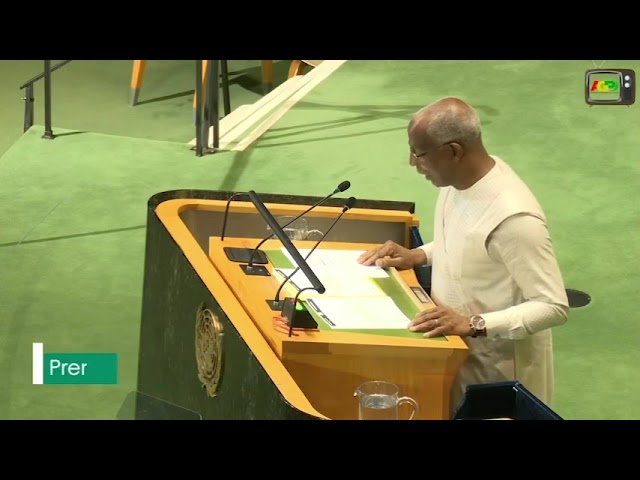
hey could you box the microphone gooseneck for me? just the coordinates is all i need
[220,191,247,241]
[274,196,356,304]
[247,180,351,266]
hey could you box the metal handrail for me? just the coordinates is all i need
[19,60,72,90]
[20,59,229,155]
[20,60,72,137]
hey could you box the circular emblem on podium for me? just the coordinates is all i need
[195,304,224,397]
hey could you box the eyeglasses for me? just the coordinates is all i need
[410,141,454,160]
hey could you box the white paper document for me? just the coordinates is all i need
[283,248,388,278]
[276,248,389,298]
[305,296,412,330]
[275,267,383,297]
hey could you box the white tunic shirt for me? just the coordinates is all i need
[418,156,569,415]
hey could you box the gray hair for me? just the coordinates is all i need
[418,97,482,146]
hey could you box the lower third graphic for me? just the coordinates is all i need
[32,342,119,385]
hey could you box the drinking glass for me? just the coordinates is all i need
[267,216,323,241]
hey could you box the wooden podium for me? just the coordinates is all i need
[135,190,468,420]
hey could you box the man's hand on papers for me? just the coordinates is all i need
[408,305,473,338]
[357,241,426,270]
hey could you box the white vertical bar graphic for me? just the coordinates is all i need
[32,343,44,385]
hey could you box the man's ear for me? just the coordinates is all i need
[449,142,464,161]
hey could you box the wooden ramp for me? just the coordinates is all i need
[188,60,347,151]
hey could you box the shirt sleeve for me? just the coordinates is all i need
[414,242,433,266]
[480,213,570,340]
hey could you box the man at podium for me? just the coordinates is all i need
[358,97,569,414]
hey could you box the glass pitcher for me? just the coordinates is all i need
[268,216,324,241]
[354,381,420,420]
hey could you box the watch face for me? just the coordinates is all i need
[473,316,486,330]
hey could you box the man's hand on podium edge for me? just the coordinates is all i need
[408,305,472,338]
[357,240,427,270]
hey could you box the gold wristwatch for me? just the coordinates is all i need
[470,315,486,337]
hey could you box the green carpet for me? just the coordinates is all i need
[1,60,639,419]
[0,128,245,419]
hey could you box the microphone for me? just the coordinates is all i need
[227,180,351,267]
[268,196,356,312]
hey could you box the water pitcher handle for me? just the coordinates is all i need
[397,396,419,420]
